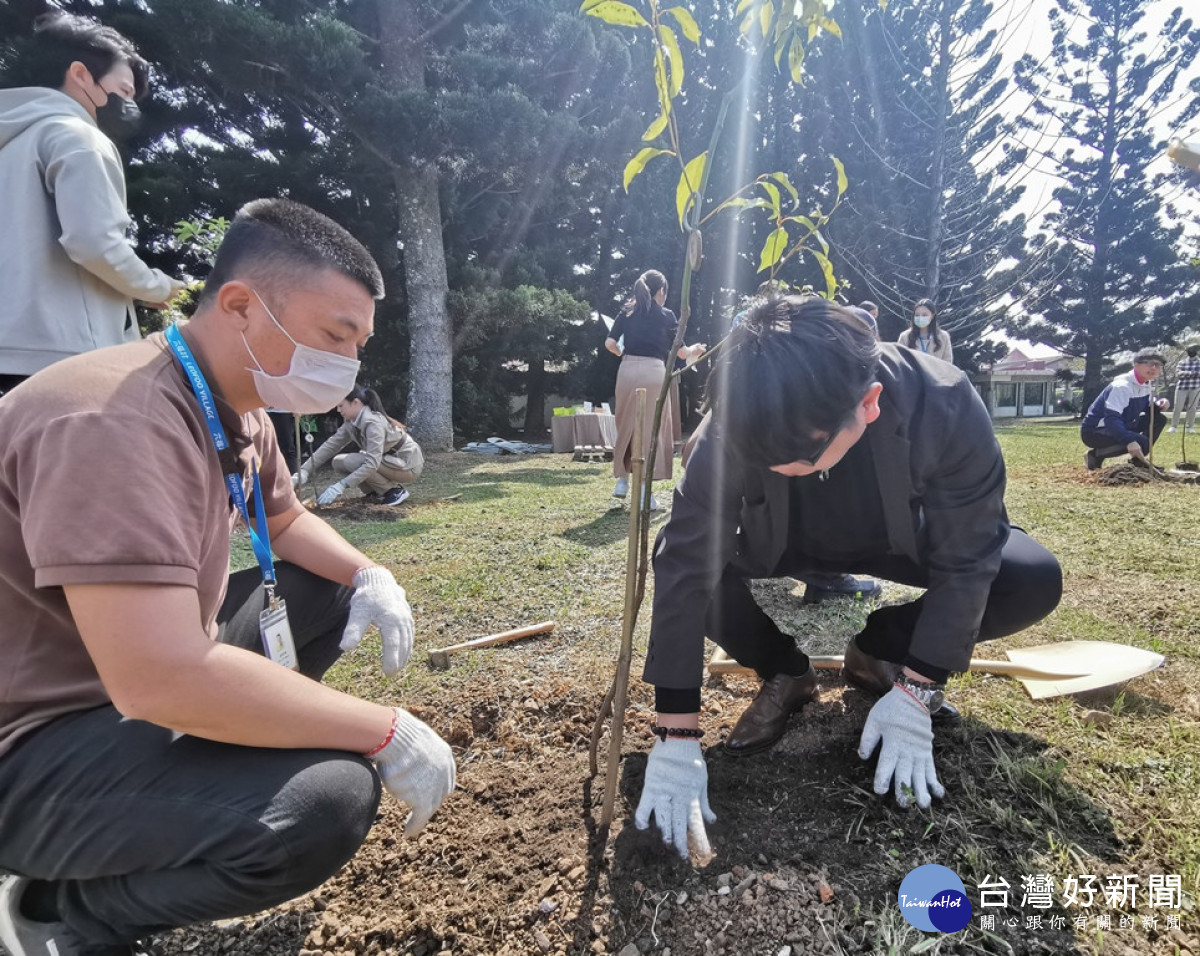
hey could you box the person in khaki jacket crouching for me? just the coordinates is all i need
[295,385,424,507]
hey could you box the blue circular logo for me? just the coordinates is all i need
[897,864,972,933]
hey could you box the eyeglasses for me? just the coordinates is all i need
[789,431,841,468]
[782,409,858,468]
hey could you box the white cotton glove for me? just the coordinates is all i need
[341,566,415,676]
[371,707,457,837]
[633,739,716,860]
[858,685,946,809]
[317,480,346,506]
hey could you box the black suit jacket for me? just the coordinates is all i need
[644,345,1009,690]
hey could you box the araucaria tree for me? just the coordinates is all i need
[802,0,1031,353]
[1011,0,1200,402]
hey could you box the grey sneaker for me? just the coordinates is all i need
[380,485,410,507]
[0,875,75,955]
[612,477,629,498]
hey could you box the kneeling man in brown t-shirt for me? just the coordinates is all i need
[0,198,454,955]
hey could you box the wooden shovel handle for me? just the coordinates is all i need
[710,654,1087,681]
[433,620,555,656]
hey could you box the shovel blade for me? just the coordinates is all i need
[1005,641,1165,700]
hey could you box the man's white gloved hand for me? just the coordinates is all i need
[633,738,716,860]
[317,480,346,506]
[858,685,945,809]
[370,708,456,837]
[341,566,415,676]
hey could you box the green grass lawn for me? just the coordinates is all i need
[988,420,1200,890]
[242,418,1200,951]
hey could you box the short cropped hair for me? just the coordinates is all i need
[202,199,384,304]
[710,296,880,466]
[15,12,149,98]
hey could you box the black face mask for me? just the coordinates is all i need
[95,95,142,141]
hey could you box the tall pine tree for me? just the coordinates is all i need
[785,0,1030,359]
[1010,0,1200,402]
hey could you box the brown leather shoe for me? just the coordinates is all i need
[724,668,819,756]
[842,636,900,695]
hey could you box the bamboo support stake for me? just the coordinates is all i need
[588,76,740,841]
[597,388,647,832]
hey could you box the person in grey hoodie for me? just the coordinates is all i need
[0,12,185,394]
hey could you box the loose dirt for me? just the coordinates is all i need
[99,498,1197,956]
[149,625,1197,955]
[1096,463,1200,486]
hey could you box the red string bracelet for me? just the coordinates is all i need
[364,709,398,758]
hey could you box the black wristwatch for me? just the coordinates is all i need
[894,674,946,713]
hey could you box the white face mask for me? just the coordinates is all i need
[913,314,932,329]
[244,290,361,414]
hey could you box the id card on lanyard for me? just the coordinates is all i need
[164,324,299,670]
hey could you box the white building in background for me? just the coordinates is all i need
[972,346,1075,418]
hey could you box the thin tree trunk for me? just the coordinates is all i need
[394,163,454,449]
[1081,12,1121,410]
[855,0,889,153]
[1082,345,1105,409]
[924,0,952,301]
[591,186,621,315]
[377,0,454,450]
[523,357,547,437]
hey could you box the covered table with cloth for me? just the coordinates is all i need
[551,412,617,453]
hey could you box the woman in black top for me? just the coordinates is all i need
[604,269,704,510]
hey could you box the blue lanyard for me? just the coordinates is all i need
[164,324,276,591]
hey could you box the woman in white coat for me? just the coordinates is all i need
[897,299,953,365]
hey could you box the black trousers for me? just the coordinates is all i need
[1081,408,1167,463]
[267,410,298,473]
[705,529,1063,683]
[0,372,29,396]
[0,563,380,950]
